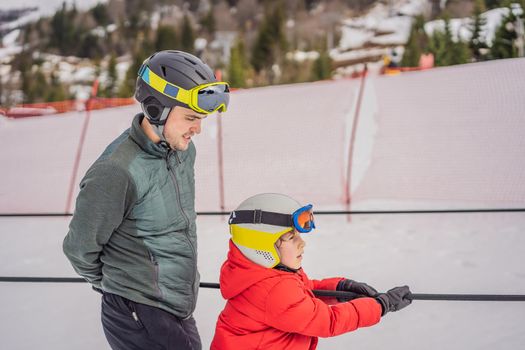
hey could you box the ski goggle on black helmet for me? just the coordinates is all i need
[138,64,230,115]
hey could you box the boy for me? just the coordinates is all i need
[211,193,412,349]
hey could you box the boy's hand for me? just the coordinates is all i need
[337,279,378,297]
[375,286,412,316]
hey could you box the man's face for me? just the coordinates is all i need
[163,106,207,151]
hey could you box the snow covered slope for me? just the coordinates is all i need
[1,58,524,349]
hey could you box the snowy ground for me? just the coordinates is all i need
[1,213,524,349]
[1,59,525,349]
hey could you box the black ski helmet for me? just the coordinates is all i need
[135,50,218,124]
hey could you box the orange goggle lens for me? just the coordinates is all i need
[293,205,315,233]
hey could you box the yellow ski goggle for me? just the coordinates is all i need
[138,64,230,114]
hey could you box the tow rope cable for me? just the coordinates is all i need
[3,209,523,301]
[1,208,525,217]
[1,277,524,302]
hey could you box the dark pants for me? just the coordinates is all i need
[101,292,202,350]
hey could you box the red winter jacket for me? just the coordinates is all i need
[211,240,382,350]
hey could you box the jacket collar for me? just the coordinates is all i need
[219,240,307,300]
[273,263,299,273]
[130,113,187,159]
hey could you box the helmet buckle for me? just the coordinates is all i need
[228,211,236,224]
[253,209,262,224]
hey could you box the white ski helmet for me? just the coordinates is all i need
[228,193,315,268]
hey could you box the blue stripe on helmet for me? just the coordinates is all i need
[142,67,151,84]
[163,84,179,98]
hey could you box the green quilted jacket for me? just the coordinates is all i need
[63,113,199,318]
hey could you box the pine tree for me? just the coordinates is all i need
[22,23,31,45]
[469,0,488,61]
[117,24,155,98]
[311,51,331,81]
[490,8,518,59]
[251,2,287,73]
[181,15,195,54]
[46,71,68,102]
[79,33,103,59]
[118,48,149,98]
[401,16,427,67]
[49,2,78,55]
[304,0,318,11]
[91,3,110,26]
[429,16,471,66]
[200,7,216,35]
[442,17,456,65]
[430,16,454,66]
[103,54,118,97]
[311,38,332,81]
[267,3,288,54]
[402,29,422,67]
[25,68,47,103]
[20,70,32,103]
[429,28,448,66]
[450,39,471,65]
[251,21,273,73]
[228,38,248,87]
[155,25,179,51]
[484,0,503,10]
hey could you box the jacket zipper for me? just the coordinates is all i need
[166,150,198,317]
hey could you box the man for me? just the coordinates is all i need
[63,50,230,350]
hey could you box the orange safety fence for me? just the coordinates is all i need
[85,97,136,111]
[381,66,433,76]
[1,97,136,118]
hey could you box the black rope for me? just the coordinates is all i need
[1,277,524,302]
[0,213,74,217]
[1,208,525,218]
[0,277,86,283]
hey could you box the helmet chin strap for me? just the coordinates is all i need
[154,124,170,149]
[143,105,172,149]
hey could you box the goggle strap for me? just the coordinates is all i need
[229,210,294,228]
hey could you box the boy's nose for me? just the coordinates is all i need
[298,236,306,248]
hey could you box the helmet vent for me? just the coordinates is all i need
[195,70,206,80]
[255,250,274,262]
[184,57,197,65]
[161,65,167,77]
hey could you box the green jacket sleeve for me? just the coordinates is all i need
[63,162,136,288]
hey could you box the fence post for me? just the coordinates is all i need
[65,79,99,213]
[215,70,226,216]
[344,64,368,222]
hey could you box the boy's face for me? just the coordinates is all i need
[276,229,306,270]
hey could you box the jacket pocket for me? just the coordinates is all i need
[148,250,164,301]
[103,293,144,330]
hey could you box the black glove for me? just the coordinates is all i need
[375,285,412,316]
[337,279,379,301]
